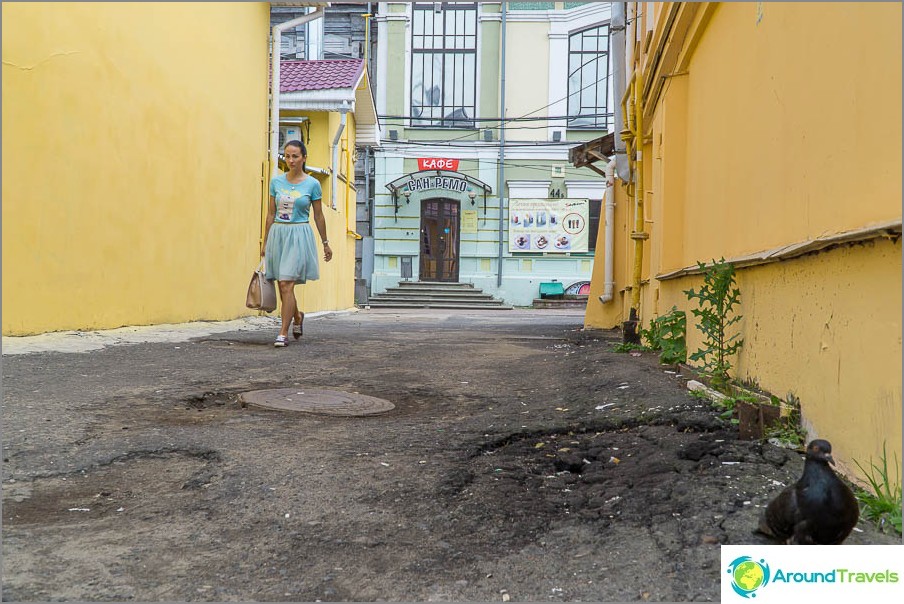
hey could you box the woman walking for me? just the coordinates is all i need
[261,140,332,347]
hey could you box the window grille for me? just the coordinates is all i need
[567,24,610,129]
[411,2,478,128]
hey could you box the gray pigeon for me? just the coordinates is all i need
[757,439,860,544]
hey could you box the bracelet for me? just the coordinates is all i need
[323,240,330,245]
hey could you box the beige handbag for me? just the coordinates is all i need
[246,260,277,312]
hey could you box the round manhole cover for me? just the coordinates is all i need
[240,388,394,416]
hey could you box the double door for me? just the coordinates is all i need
[419,199,459,282]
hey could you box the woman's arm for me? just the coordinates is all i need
[261,195,276,257]
[311,199,332,262]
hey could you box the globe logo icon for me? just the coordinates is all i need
[727,556,770,598]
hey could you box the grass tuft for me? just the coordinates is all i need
[853,442,902,536]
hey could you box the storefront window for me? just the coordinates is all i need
[411,3,477,128]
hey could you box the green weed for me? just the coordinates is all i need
[684,259,743,393]
[853,442,903,536]
[640,307,687,365]
[764,392,806,449]
[612,342,648,353]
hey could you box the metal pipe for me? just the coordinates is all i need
[496,2,507,288]
[330,101,349,210]
[630,74,646,315]
[364,4,372,66]
[611,2,630,181]
[364,146,372,235]
[624,60,647,343]
[270,8,325,177]
[599,159,617,304]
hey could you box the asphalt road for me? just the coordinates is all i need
[2,309,898,602]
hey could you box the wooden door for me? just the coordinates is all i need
[419,199,460,282]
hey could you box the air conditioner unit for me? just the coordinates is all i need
[279,125,303,151]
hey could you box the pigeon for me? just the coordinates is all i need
[757,439,860,544]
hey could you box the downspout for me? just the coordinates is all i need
[625,72,647,344]
[611,3,630,181]
[599,159,617,303]
[365,146,372,236]
[270,8,326,177]
[331,101,349,210]
[496,2,507,288]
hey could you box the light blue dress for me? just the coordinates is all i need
[265,174,322,284]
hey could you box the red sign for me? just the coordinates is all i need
[418,157,459,171]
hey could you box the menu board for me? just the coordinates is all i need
[508,198,589,253]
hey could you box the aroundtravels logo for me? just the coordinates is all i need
[724,549,901,599]
[726,556,771,598]
[722,546,904,600]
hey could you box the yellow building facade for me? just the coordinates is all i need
[585,2,902,483]
[2,2,357,336]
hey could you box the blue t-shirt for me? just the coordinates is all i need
[269,173,322,223]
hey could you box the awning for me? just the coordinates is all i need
[568,132,615,177]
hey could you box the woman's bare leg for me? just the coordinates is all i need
[277,281,297,338]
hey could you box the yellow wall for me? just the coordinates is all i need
[2,3,358,335]
[2,2,271,334]
[677,3,900,265]
[584,185,631,329]
[589,2,902,482]
[655,239,902,483]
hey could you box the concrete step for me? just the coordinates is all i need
[532,297,588,309]
[379,290,495,300]
[365,301,514,310]
[366,281,511,310]
[369,295,507,305]
[393,283,478,291]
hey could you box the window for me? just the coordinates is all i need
[411,3,477,128]
[567,24,610,129]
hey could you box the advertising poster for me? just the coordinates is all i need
[509,198,589,253]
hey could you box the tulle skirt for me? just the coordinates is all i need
[264,222,320,284]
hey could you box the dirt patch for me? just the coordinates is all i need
[4,448,221,525]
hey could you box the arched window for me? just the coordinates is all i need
[567,24,610,129]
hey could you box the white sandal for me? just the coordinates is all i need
[274,335,288,348]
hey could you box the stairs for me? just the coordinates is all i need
[366,281,513,310]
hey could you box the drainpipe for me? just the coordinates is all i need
[331,100,350,210]
[496,2,507,288]
[611,3,630,181]
[599,159,617,303]
[625,71,647,344]
[365,146,372,235]
[270,8,325,177]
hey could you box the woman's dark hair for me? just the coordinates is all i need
[285,140,307,172]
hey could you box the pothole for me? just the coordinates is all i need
[185,391,239,409]
[3,449,219,526]
[239,388,395,416]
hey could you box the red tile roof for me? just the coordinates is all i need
[280,59,364,93]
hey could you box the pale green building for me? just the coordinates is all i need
[367,2,613,306]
